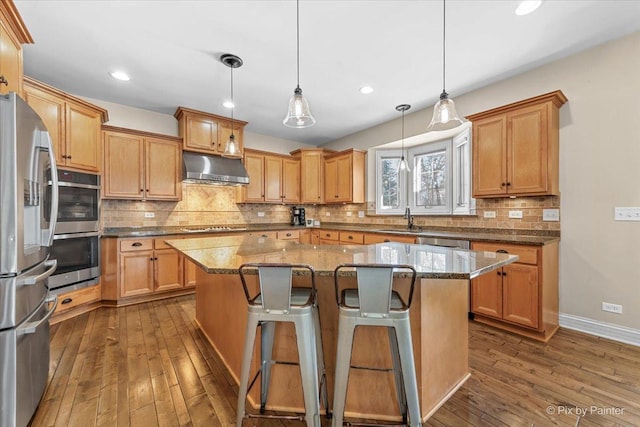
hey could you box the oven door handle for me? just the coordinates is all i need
[19,259,58,286]
[55,181,101,190]
[53,231,101,240]
[17,295,58,336]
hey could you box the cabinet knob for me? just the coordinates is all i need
[150,257,154,261]
[61,297,72,305]
[384,239,391,242]
[496,249,508,253]
[0,76,7,86]
[348,235,353,240]
[506,182,511,186]
[286,233,292,237]
[501,182,506,187]
[132,242,143,247]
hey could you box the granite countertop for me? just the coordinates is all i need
[103,223,558,246]
[165,235,518,280]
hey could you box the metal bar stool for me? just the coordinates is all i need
[236,263,329,427]
[332,264,420,427]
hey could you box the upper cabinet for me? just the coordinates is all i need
[290,148,334,204]
[467,91,567,198]
[174,106,247,158]
[24,77,108,173]
[324,149,366,204]
[239,148,299,204]
[0,1,32,97]
[102,126,182,201]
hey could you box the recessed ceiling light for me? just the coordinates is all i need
[223,101,235,109]
[359,85,374,94]
[515,0,542,16]
[109,71,130,81]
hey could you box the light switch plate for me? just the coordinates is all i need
[543,209,560,221]
[346,211,352,217]
[615,207,640,221]
[257,212,265,217]
[483,211,496,218]
[358,211,365,218]
[508,210,523,219]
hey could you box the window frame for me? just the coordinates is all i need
[375,149,406,215]
[408,139,452,215]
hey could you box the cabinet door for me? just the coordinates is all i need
[120,251,154,297]
[335,155,353,202]
[264,156,283,203]
[218,121,243,157]
[24,85,66,165]
[145,138,181,200]
[471,269,503,319]
[154,249,183,292]
[324,157,338,202]
[184,114,219,153]
[502,263,539,329]
[282,158,300,203]
[300,151,324,203]
[184,257,197,288]
[508,104,548,195]
[66,102,102,172]
[0,22,22,96]
[103,132,145,199]
[472,115,507,197]
[243,153,265,202]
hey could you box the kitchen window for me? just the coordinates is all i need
[375,128,474,216]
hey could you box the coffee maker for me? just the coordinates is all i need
[290,206,306,226]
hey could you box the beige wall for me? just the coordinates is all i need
[323,32,640,332]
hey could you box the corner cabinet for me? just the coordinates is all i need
[102,126,182,201]
[470,241,559,342]
[324,149,366,204]
[239,149,300,204]
[174,106,247,157]
[24,77,108,173]
[467,91,567,198]
[0,1,32,96]
[290,148,334,204]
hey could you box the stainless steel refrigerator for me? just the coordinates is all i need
[0,92,59,427]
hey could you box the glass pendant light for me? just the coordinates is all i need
[427,0,464,132]
[396,104,411,173]
[283,0,316,128]
[221,54,243,158]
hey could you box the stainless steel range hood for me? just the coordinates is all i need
[182,152,249,186]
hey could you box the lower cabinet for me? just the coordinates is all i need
[470,241,558,342]
[51,284,102,324]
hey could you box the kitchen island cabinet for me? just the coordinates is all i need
[102,126,182,201]
[467,91,567,198]
[166,235,517,422]
[24,77,108,173]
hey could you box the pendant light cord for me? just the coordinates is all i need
[296,0,300,89]
[442,0,446,93]
[401,109,405,154]
[230,65,235,136]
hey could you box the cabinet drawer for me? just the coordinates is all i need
[472,242,538,265]
[154,238,176,250]
[339,231,364,244]
[120,239,153,252]
[248,231,277,239]
[277,230,300,240]
[54,284,101,314]
[319,230,339,241]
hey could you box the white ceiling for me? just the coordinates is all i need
[15,1,640,146]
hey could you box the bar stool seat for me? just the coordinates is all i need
[332,264,421,427]
[236,263,329,427]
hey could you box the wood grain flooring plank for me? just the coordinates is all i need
[130,402,159,427]
[151,374,180,427]
[116,305,131,427]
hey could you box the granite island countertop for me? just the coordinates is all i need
[103,223,558,246]
[165,235,518,279]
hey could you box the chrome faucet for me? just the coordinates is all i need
[404,207,414,230]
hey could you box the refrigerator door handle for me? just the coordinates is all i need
[42,131,59,247]
[18,259,57,286]
[17,295,58,336]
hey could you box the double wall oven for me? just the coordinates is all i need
[47,169,100,294]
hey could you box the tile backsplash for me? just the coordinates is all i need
[101,183,560,232]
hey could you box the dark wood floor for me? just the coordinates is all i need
[31,295,640,427]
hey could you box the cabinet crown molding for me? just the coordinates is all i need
[101,124,182,143]
[466,90,567,122]
[0,0,33,44]
[173,106,248,126]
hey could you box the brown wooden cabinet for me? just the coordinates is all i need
[467,91,567,198]
[174,106,247,157]
[102,126,182,200]
[240,149,300,204]
[50,283,102,324]
[290,148,334,204]
[324,149,366,203]
[24,77,108,172]
[0,2,31,96]
[363,233,416,244]
[470,241,558,342]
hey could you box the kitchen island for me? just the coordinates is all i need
[165,235,518,422]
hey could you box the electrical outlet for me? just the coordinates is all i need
[257,212,265,217]
[602,302,623,314]
[358,211,365,218]
[508,210,523,219]
[483,211,497,218]
[346,211,352,217]
[543,209,560,221]
[144,212,155,218]
[615,207,640,221]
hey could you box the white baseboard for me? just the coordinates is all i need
[559,313,640,347]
